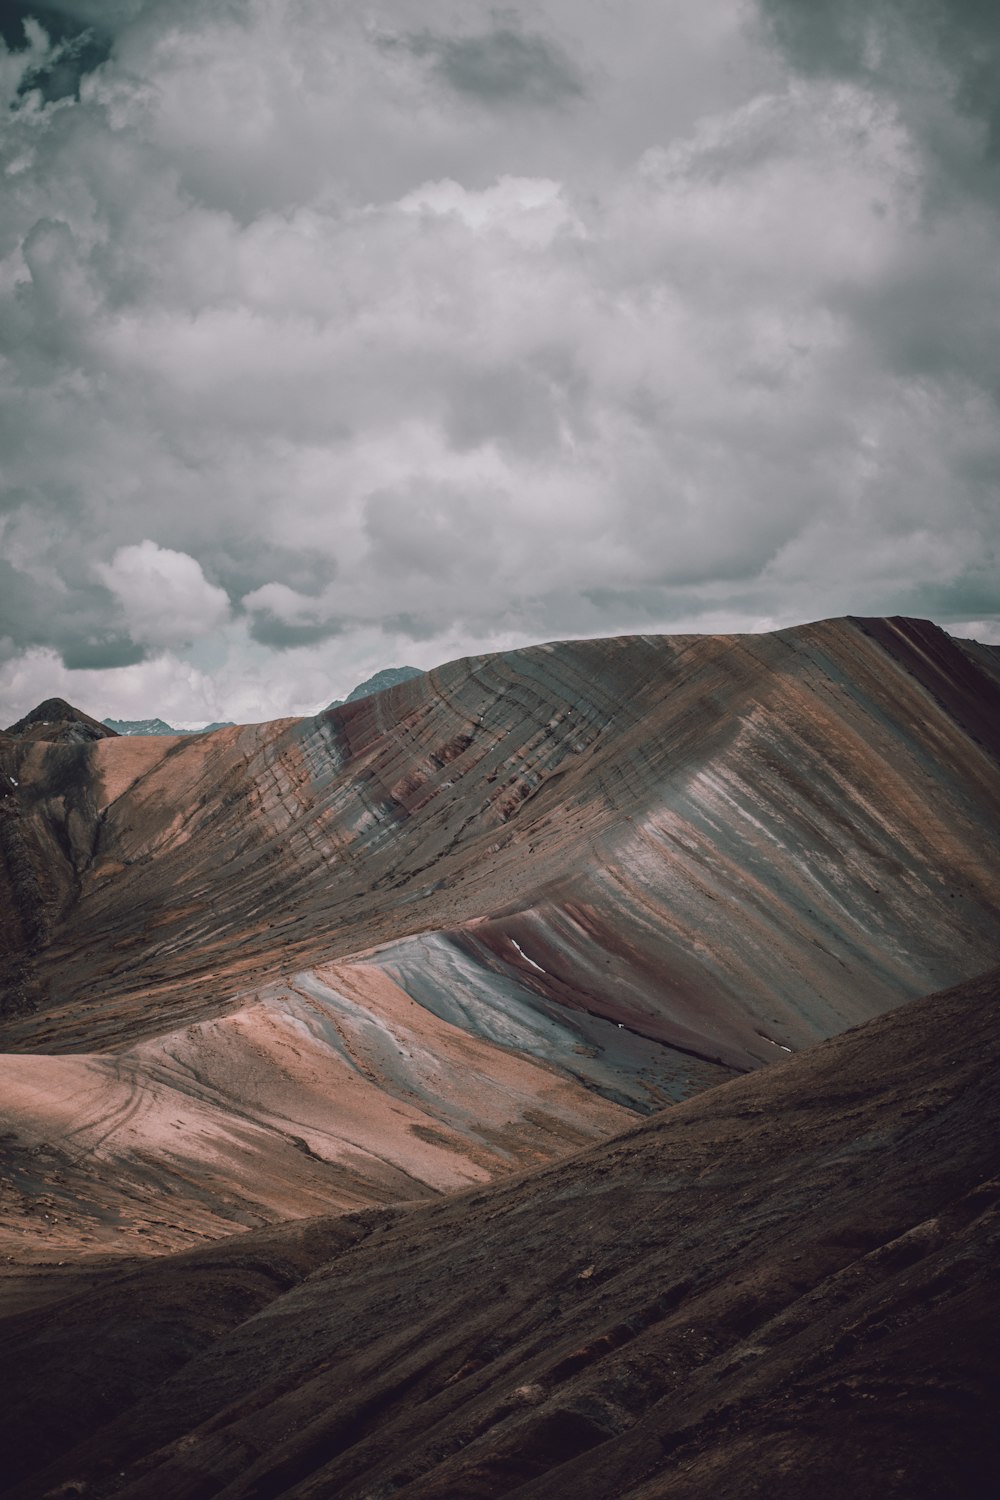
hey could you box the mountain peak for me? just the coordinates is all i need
[4,698,117,742]
[102,717,236,737]
[328,664,424,711]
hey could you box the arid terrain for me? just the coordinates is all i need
[1,615,999,1498]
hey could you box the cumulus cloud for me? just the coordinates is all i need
[95,541,231,647]
[0,0,996,723]
[242,581,342,650]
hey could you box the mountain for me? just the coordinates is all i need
[2,964,998,1499]
[4,696,118,743]
[102,717,236,736]
[0,616,997,1497]
[0,613,996,1221]
[327,662,425,710]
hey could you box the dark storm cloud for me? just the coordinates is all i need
[394,17,584,107]
[0,1,120,100]
[829,242,1000,397]
[0,556,146,669]
[757,0,1000,198]
[60,636,148,669]
[2,1,999,726]
[213,543,338,609]
[899,571,1000,626]
[246,615,343,651]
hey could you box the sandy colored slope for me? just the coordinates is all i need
[2,966,998,1500]
[0,960,629,1259]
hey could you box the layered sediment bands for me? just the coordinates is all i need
[6,615,995,1064]
[1,619,999,1495]
[0,964,628,1259]
[0,616,998,1243]
[3,967,999,1500]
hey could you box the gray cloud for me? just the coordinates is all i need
[0,1,997,725]
[754,0,1000,613]
[213,547,335,610]
[246,615,343,651]
[60,636,148,670]
[397,16,585,107]
[0,1,138,100]
[756,1,1000,202]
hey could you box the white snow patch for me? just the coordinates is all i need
[510,938,546,974]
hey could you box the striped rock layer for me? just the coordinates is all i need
[0,615,998,1252]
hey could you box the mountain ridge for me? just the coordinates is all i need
[101,716,236,737]
[3,696,118,743]
[2,616,997,1057]
[0,613,997,1254]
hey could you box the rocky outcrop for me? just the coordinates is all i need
[344,663,424,703]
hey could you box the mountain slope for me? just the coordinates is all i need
[0,616,998,1251]
[2,965,998,1500]
[3,616,998,1055]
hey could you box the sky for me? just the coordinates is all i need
[1,0,998,725]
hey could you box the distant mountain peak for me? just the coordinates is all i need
[5,698,117,742]
[102,717,236,737]
[330,665,424,711]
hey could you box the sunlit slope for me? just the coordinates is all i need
[0,960,629,1259]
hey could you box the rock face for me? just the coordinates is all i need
[0,616,998,1251]
[2,965,998,1500]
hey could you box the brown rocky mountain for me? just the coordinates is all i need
[0,615,998,1497]
[4,696,119,744]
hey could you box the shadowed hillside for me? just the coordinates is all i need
[1,965,998,1499]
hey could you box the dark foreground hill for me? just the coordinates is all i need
[2,965,998,1500]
